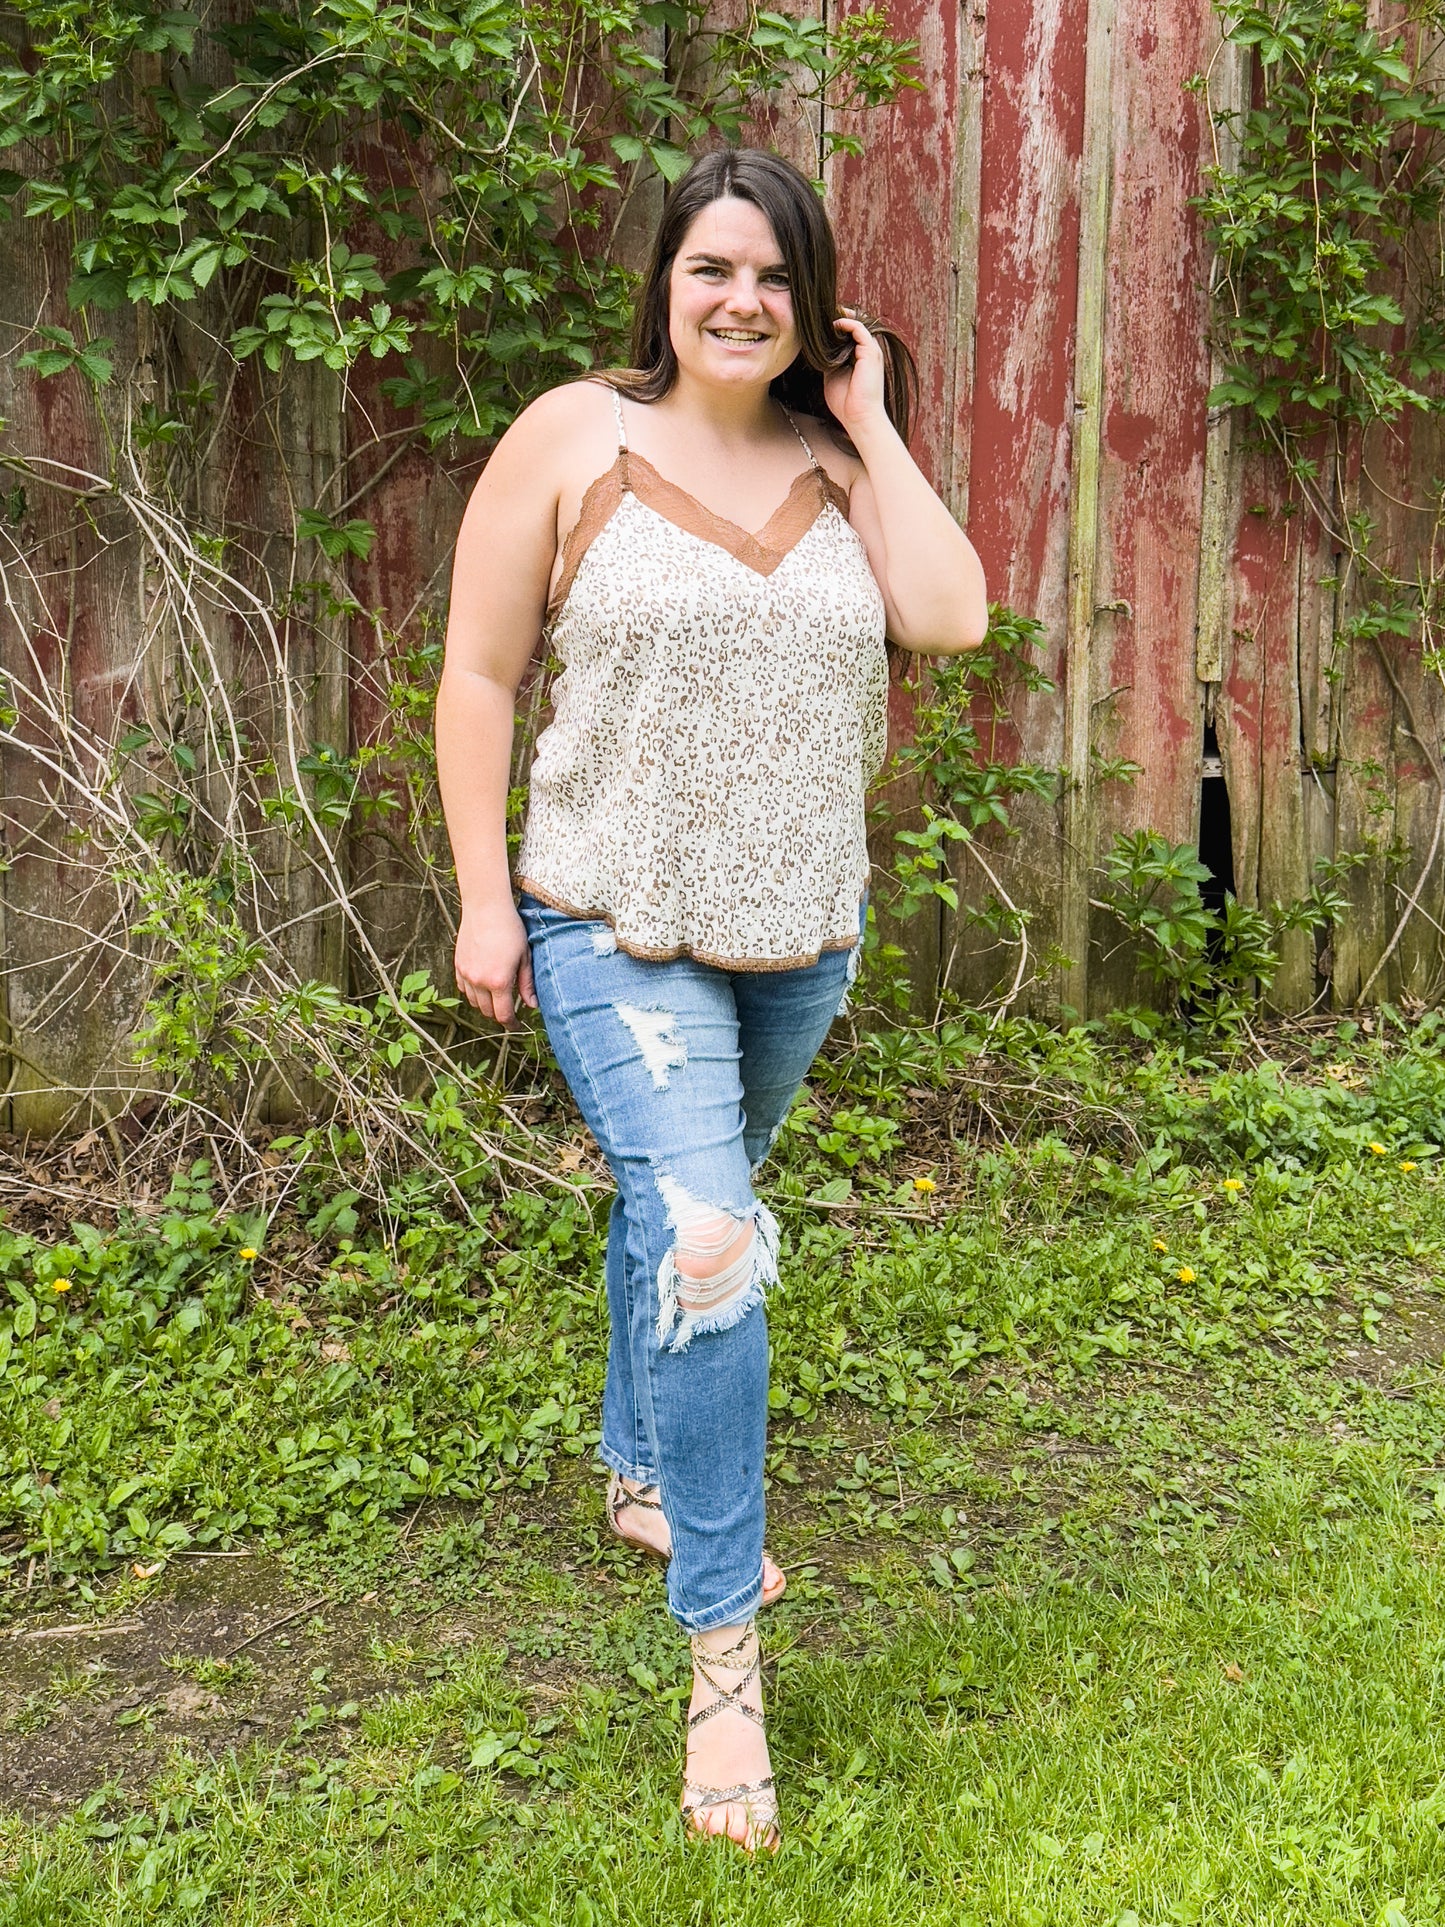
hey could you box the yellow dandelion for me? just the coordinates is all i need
[1367,1142,1387,1156]
[913,1176,936,1194]
[51,1277,72,1293]
[1153,1238,1168,1253]
[1400,1161,1418,1174]
[1221,1178,1243,1193]
[238,1247,259,1261]
[1176,1266,1197,1285]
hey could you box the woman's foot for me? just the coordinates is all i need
[682,1622,779,1853]
[607,1473,672,1560]
[607,1474,786,1604]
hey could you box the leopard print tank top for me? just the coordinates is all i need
[515,385,888,970]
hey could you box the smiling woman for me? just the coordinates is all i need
[433,145,987,1854]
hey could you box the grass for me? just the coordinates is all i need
[2,1015,1444,1922]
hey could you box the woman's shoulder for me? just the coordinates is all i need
[504,375,622,443]
[482,378,622,498]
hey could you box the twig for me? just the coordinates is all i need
[793,1197,935,1221]
[223,1595,329,1658]
[8,1618,144,1640]
[959,839,1031,1028]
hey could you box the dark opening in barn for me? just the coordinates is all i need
[1198,723,1235,916]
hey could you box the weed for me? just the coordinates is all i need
[163,1656,259,1694]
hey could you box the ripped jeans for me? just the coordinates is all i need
[519,892,864,1632]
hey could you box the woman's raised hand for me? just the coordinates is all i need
[823,312,889,438]
[454,904,537,1027]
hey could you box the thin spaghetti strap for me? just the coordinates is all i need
[782,407,822,473]
[607,384,632,489]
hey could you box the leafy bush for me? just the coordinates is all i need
[1097,830,1365,1028]
[0,1163,605,1586]
[820,1005,1445,1172]
[1196,0,1445,430]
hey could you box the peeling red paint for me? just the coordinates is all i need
[970,0,1087,650]
[1104,403,1157,464]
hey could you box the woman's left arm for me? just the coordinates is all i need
[825,315,988,655]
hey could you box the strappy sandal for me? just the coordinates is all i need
[606,1470,669,1562]
[681,1622,780,1854]
[605,1472,788,1606]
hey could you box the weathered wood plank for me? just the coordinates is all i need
[949,1,988,528]
[1200,23,1318,1008]
[697,0,823,178]
[1345,404,1445,1005]
[1060,0,1117,1018]
[0,217,146,1132]
[1332,619,1403,1003]
[827,0,966,1010]
[944,0,1089,1012]
[1194,31,1248,691]
[346,381,471,999]
[826,0,961,491]
[1215,467,1319,1005]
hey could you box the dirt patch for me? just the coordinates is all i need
[0,1556,438,1819]
[1335,1286,1445,1391]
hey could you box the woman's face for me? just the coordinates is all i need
[666,196,799,392]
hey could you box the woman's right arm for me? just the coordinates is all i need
[436,388,575,1026]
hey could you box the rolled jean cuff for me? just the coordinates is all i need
[671,1564,765,1635]
[598,1440,660,1486]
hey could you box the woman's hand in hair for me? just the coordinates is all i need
[823,312,889,437]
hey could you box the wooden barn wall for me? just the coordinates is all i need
[2,0,1444,1126]
[843,0,1444,1018]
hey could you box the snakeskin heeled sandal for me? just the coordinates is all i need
[605,1473,788,1606]
[681,1623,780,1854]
[606,1471,668,1561]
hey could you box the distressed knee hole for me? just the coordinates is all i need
[653,1175,781,1351]
[674,1215,756,1316]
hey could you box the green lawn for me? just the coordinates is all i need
[2,1018,1444,1923]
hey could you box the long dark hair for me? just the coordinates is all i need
[611,148,917,447]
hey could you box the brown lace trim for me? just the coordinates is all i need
[545,455,851,628]
[516,875,862,973]
[547,463,627,625]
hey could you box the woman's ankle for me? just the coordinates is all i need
[694,1620,753,1656]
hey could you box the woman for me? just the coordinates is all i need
[436,146,987,1852]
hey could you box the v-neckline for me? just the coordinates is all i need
[546,451,851,626]
[623,448,821,555]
